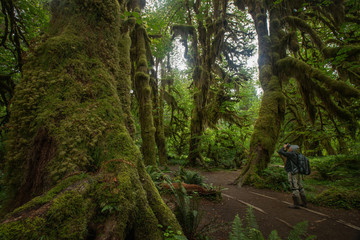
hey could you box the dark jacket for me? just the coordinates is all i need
[278,147,299,174]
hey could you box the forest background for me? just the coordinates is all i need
[0,0,359,239]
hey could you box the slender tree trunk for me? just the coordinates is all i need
[132,21,157,166]
[235,0,285,185]
[187,27,205,166]
[118,20,136,139]
[152,61,168,166]
[0,1,180,238]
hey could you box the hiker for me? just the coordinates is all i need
[278,144,307,209]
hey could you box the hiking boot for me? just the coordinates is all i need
[300,194,307,208]
[288,196,300,209]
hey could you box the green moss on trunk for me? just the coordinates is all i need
[1,0,181,238]
[132,24,157,166]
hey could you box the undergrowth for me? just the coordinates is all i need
[175,167,204,186]
[229,207,316,240]
[253,154,360,210]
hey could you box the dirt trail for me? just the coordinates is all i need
[195,169,360,240]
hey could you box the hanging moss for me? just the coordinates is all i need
[276,57,359,125]
[285,16,324,50]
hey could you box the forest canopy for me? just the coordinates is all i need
[0,0,359,239]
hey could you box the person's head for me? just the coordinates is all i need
[288,145,299,152]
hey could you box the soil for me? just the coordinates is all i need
[167,166,360,240]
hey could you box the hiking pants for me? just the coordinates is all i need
[288,172,305,198]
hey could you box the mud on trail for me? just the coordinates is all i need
[186,168,360,240]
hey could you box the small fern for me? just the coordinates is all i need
[229,215,246,240]
[177,167,204,185]
[229,207,316,240]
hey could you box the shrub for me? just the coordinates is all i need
[314,187,360,210]
[252,166,290,192]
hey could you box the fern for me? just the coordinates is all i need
[268,230,282,240]
[169,182,203,239]
[228,207,316,240]
[229,215,246,240]
[177,167,204,185]
[288,221,316,240]
[245,207,259,233]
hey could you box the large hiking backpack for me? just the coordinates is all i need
[297,153,311,175]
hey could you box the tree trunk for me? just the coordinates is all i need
[118,20,136,139]
[234,1,285,185]
[152,61,168,166]
[132,23,157,166]
[0,0,180,238]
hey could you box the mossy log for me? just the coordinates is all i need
[1,0,181,238]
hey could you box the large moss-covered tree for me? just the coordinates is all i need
[0,0,181,238]
[234,0,360,185]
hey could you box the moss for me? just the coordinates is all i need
[1,176,94,239]
[3,0,125,206]
[45,191,93,239]
[0,216,46,240]
[315,187,360,210]
[10,174,88,217]
[2,0,181,238]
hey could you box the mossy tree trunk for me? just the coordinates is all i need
[118,19,136,139]
[0,0,180,238]
[187,0,227,166]
[131,3,157,166]
[234,1,285,185]
[152,60,168,166]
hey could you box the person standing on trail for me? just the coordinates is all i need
[278,144,307,209]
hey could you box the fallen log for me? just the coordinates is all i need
[161,182,219,196]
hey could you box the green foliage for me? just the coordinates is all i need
[176,167,204,185]
[146,165,171,189]
[159,225,188,240]
[169,182,203,240]
[302,154,360,209]
[311,154,360,181]
[229,207,315,240]
[252,166,290,192]
[313,186,360,210]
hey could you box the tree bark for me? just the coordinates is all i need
[132,23,157,166]
[0,0,180,238]
[152,61,168,166]
[234,0,285,185]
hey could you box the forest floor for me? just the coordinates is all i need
[166,166,360,240]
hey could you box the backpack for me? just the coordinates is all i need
[297,153,311,175]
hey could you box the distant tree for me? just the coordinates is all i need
[234,0,360,185]
[170,0,255,166]
[130,0,158,166]
[0,0,49,128]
